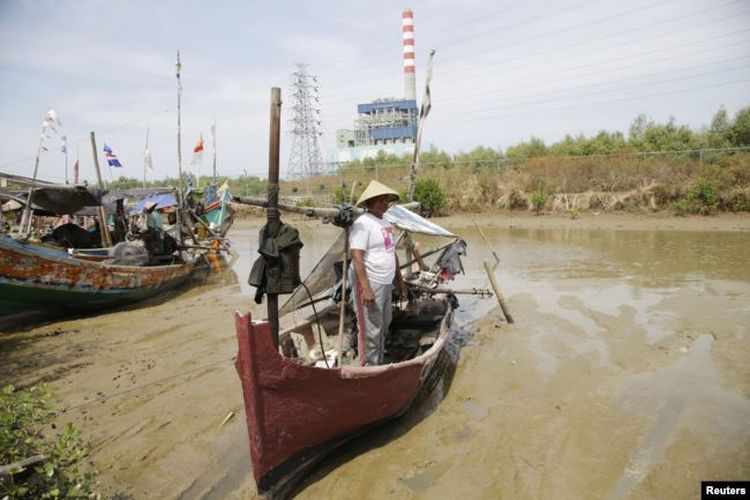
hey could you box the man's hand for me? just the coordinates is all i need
[361,286,376,306]
[398,280,407,300]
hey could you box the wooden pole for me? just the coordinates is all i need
[0,454,45,478]
[175,51,185,252]
[267,87,282,349]
[336,228,349,367]
[19,136,44,235]
[233,195,418,218]
[143,127,149,189]
[89,132,113,248]
[212,119,217,180]
[473,219,500,265]
[176,50,183,200]
[483,260,514,324]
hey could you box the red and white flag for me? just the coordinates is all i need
[190,134,204,165]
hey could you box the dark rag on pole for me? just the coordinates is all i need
[248,222,304,304]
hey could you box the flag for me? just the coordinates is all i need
[103,143,123,167]
[408,49,436,201]
[45,108,61,126]
[42,109,61,136]
[190,134,204,165]
[61,135,68,154]
[73,159,80,184]
[144,148,153,172]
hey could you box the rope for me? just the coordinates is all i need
[300,282,329,368]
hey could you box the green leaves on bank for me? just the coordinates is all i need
[1,385,98,499]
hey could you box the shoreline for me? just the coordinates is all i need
[232,207,750,232]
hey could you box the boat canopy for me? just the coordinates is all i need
[26,186,109,214]
[278,204,454,316]
[131,193,177,214]
[384,204,455,238]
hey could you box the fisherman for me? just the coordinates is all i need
[349,180,406,365]
[143,201,163,230]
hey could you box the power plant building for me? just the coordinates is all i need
[333,9,419,164]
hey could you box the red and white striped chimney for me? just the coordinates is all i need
[402,9,416,101]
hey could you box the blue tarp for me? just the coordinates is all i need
[130,193,177,214]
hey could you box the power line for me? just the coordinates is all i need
[429,77,750,126]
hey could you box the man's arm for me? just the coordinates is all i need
[351,249,375,306]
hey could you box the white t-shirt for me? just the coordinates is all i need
[349,212,397,285]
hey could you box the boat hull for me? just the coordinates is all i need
[0,236,197,322]
[203,199,234,238]
[234,302,453,497]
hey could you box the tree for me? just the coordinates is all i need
[708,105,731,148]
[455,146,503,171]
[505,136,548,160]
[628,113,653,145]
[728,106,750,147]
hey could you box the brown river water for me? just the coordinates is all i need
[1,214,748,499]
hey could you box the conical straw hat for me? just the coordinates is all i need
[356,180,400,207]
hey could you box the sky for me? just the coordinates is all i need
[0,0,748,184]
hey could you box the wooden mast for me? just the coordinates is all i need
[211,119,217,181]
[267,87,282,348]
[89,132,113,248]
[143,127,150,189]
[175,50,185,250]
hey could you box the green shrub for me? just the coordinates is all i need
[412,178,448,217]
[1,385,97,499]
[688,179,717,215]
[294,197,317,208]
[531,189,548,216]
[333,185,349,205]
[671,199,691,216]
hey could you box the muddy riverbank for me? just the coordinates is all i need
[1,212,748,498]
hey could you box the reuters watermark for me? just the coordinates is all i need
[702,481,749,499]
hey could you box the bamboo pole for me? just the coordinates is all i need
[398,239,456,270]
[89,132,113,248]
[483,260,514,324]
[410,285,493,297]
[19,135,44,235]
[233,196,418,218]
[473,219,500,265]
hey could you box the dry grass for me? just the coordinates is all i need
[274,153,750,214]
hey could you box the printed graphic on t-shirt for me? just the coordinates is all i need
[381,226,394,250]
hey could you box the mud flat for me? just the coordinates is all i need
[1,211,748,498]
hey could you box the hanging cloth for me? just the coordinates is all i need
[248,222,304,304]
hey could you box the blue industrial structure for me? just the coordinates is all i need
[334,98,418,162]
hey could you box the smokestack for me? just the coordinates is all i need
[402,9,416,101]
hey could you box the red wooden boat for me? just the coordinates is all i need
[234,296,455,497]
[233,204,474,498]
